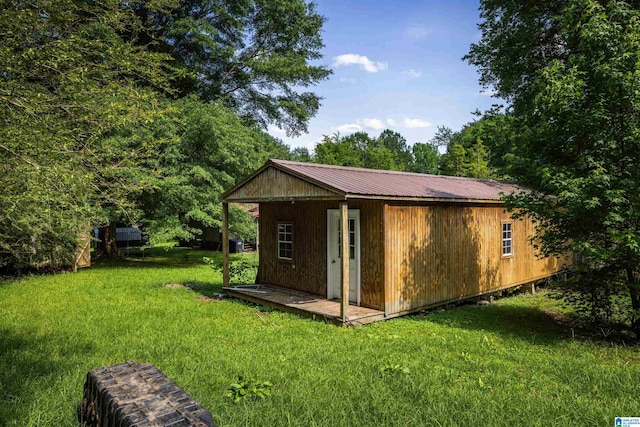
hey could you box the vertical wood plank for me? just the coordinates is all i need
[222,202,230,288]
[383,203,571,315]
[340,201,349,323]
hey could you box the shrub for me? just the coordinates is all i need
[203,256,258,285]
[225,376,272,403]
[552,267,632,329]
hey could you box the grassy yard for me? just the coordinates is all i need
[1,248,638,426]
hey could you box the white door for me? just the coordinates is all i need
[327,209,360,304]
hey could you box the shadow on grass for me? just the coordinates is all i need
[0,328,96,423]
[91,249,254,272]
[90,258,205,271]
[406,303,572,345]
[91,250,223,271]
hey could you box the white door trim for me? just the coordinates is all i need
[326,209,361,305]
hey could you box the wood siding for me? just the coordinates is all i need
[75,232,91,269]
[384,203,571,315]
[258,200,385,310]
[225,167,338,202]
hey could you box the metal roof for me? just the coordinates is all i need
[268,159,522,202]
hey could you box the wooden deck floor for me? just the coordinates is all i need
[222,285,386,326]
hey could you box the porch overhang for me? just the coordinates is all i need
[220,160,346,203]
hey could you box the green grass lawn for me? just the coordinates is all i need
[1,248,638,426]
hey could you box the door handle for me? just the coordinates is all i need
[331,260,336,264]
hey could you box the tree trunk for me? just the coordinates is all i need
[626,268,640,336]
[99,222,118,257]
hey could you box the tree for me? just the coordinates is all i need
[465,138,491,179]
[130,0,331,135]
[291,147,312,162]
[0,0,176,270]
[411,142,440,174]
[466,0,640,333]
[314,133,364,167]
[313,130,417,171]
[429,126,454,149]
[441,143,467,177]
[376,130,413,170]
[135,98,288,244]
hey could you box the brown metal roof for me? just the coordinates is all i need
[269,159,522,201]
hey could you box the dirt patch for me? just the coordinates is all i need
[198,295,221,302]
[544,309,577,327]
[165,283,185,289]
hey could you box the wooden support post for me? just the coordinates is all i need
[523,281,536,294]
[340,201,349,324]
[222,202,230,288]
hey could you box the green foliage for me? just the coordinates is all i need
[438,119,508,179]
[290,147,312,162]
[225,376,273,403]
[136,98,277,244]
[130,0,331,135]
[0,0,176,270]
[0,0,327,270]
[204,255,258,285]
[441,143,467,177]
[314,132,366,167]
[379,364,410,376]
[466,0,640,333]
[376,129,413,171]
[313,130,418,171]
[411,142,440,174]
[464,139,491,179]
[553,269,633,329]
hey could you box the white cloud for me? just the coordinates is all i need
[403,118,433,128]
[405,26,431,41]
[335,123,362,133]
[360,118,385,130]
[267,124,286,135]
[339,77,358,84]
[333,53,388,73]
[306,138,323,151]
[402,69,422,78]
[386,118,396,126]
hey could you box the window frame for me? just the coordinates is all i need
[501,221,513,258]
[277,222,294,261]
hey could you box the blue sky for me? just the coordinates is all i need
[268,0,498,151]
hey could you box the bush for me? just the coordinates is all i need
[203,255,258,285]
[552,268,632,329]
[225,376,272,403]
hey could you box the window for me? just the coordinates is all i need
[277,223,293,260]
[337,218,356,260]
[502,222,513,257]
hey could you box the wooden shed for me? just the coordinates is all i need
[220,159,570,325]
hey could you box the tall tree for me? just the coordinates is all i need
[441,143,467,177]
[465,139,491,179]
[314,133,365,167]
[137,98,287,243]
[131,0,331,135]
[428,125,454,150]
[291,147,312,162]
[411,142,440,174]
[466,0,640,333]
[313,130,416,171]
[376,129,413,170]
[0,0,176,269]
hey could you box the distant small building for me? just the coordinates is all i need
[115,227,143,248]
[220,159,571,324]
[180,204,259,250]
